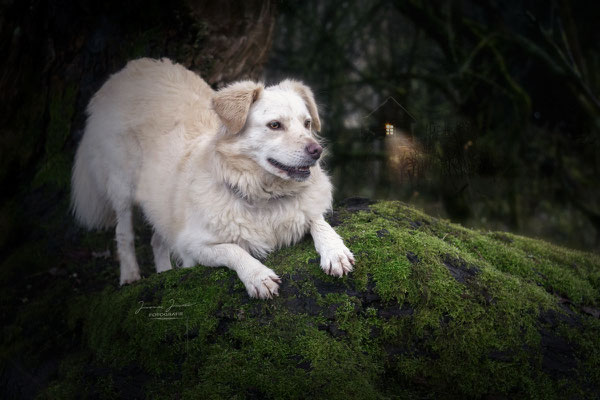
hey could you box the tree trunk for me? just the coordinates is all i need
[0,0,276,255]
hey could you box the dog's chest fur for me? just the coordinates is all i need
[208,192,311,258]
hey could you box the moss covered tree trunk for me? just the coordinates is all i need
[3,198,600,398]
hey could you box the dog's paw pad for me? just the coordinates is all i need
[321,246,355,277]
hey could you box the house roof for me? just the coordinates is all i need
[362,97,417,123]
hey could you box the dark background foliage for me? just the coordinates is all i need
[1,0,599,257]
[267,0,600,251]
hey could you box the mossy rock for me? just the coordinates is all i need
[5,200,600,399]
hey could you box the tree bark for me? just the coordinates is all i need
[0,0,277,254]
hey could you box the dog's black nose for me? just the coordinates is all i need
[305,142,323,160]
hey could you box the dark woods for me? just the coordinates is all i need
[0,0,598,255]
[267,0,600,251]
[0,0,277,263]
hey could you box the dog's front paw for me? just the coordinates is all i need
[320,245,355,277]
[119,270,141,286]
[240,266,281,299]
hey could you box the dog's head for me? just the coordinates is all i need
[213,79,323,182]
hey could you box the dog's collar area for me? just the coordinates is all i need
[225,182,289,203]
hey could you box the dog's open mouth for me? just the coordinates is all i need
[268,158,312,180]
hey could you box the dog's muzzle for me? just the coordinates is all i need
[267,158,314,180]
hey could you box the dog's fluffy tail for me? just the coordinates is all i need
[71,146,115,230]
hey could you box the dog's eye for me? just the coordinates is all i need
[268,121,282,130]
[304,120,311,129]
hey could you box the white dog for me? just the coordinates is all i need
[71,58,354,299]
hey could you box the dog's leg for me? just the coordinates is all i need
[115,208,141,285]
[310,216,355,277]
[176,238,280,299]
[151,231,172,273]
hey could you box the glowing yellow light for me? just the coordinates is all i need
[385,123,394,135]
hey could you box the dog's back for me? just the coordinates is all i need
[71,58,215,230]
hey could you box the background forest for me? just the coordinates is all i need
[1,0,599,255]
[267,0,600,252]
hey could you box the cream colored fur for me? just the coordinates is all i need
[71,58,354,298]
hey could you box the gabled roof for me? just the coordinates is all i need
[362,97,417,123]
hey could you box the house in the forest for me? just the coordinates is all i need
[361,96,416,139]
[361,97,421,185]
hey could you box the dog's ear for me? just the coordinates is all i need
[212,81,264,134]
[279,79,321,132]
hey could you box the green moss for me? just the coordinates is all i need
[3,201,598,398]
[0,241,48,284]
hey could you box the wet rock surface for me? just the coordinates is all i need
[442,254,481,283]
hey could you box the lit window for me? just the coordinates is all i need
[385,123,394,135]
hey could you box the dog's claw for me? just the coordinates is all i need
[320,246,355,278]
[243,268,281,299]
